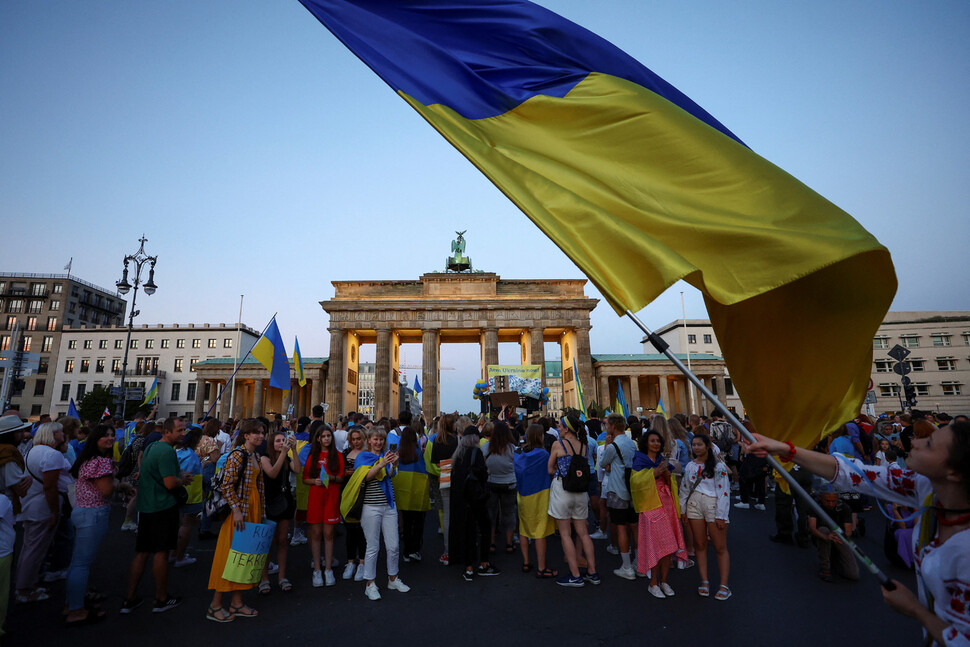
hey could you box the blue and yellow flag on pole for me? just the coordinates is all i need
[299,0,896,448]
[293,336,307,388]
[657,397,667,418]
[142,377,158,406]
[251,317,291,391]
[616,383,629,419]
[572,357,587,420]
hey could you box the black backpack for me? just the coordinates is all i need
[560,438,590,493]
[710,421,735,454]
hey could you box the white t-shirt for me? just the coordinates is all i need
[333,428,349,453]
[215,430,231,455]
[0,495,14,557]
[20,445,72,522]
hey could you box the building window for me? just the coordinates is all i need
[932,334,951,347]
[99,339,108,349]
[874,359,893,373]
[146,339,154,349]
[204,383,211,401]
[65,359,74,372]
[873,336,889,349]
[78,306,86,319]
[900,335,920,348]
[83,339,92,349]
[37,358,48,374]
[878,383,900,397]
[28,300,43,314]
[19,336,31,352]
[942,382,963,396]
[687,334,696,344]
[190,358,199,371]
[130,339,138,349]
[51,283,62,294]
[76,383,86,399]
[703,334,712,344]
[909,359,925,372]
[80,359,90,373]
[47,316,57,331]
[68,339,77,349]
[192,339,201,349]
[30,283,46,296]
[4,316,14,330]
[26,317,36,331]
[41,336,53,352]
[115,339,123,349]
[176,339,185,349]
[49,299,60,311]
[224,338,233,348]
[33,379,46,396]
[187,382,197,401]
[937,357,957,371]
[161,339,170,349]
[60,383,70,401]
[913,382,930,397]
[0,335,8,352]
[207,339,216,348]
[963,332,970,346]
[95,359,105,373]
[6,299,23,314]
[174,358,183,372]
[171,383,181,401]
[724,378,735,396]
[111,359,121,372]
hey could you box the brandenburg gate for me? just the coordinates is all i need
[320,272,598,423]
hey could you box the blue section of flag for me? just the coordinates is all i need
[251,317,291,390]
[413,375,422,394]
[67,398,79,418]
[617,383,629,418]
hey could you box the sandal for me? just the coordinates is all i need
[65,607,107,627]
[489,543,497,553]
[279,578,293,592]
[535,567,559,579]
[230,604,258,618]
[521,563,533,573]
[258,580,271,596]
[698,580,710,597]
[505,544,516,554]
[206,605,235,623]
[715,585,732,601]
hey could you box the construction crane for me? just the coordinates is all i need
[399,363,455,370]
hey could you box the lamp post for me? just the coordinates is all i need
[114,235,158,419]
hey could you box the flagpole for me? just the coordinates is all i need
[680,291,696,414]
[229,295,244,419]
[625,309,894,589]
[205,310,273,421]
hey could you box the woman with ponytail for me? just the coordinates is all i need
[680,433,731,600]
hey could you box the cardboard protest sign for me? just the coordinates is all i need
[222,520,277,584]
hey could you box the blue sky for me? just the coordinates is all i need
[2,1,968,413]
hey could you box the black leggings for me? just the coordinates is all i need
[462,501,491,569]
[345,521,365,562]
[739,476,766,505]
[401,510,426,556]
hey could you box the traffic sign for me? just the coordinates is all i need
[126,388,145,400]
[867,378,874,391]
[888,344,911,362]
[110,386,124,396]
[893,361,912,376]
[901,375,912,386]
[864,391,877,404]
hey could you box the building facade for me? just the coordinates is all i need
[0,272,125,419]
[49,322,259,419]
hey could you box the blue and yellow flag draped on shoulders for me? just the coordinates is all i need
[299,0,896,449]
[514,448,555,539]
[252,317,291,391]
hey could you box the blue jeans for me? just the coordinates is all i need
[65,505,110,611]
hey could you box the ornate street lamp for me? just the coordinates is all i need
[115,235,158,418]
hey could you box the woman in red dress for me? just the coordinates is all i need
[303,426,345,588]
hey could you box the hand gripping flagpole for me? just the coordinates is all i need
[626,310,895,589]
[202,313,277,422]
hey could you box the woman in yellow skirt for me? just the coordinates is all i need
[207,419,266,622]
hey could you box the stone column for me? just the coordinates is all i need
[483,327,499,370]
[629,375,641,412]
[194,377,205,421]
[324,329,346,424]
[658,373,671,414]
[375,328,392,420]
[529,327,546,405]
[574,326,595,405]
[252,379,263,418]
[422,330,439,418]
[597,374,610,414]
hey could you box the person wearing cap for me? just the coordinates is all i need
[0,415,31,505]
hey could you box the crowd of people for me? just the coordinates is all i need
[0,403,966,644]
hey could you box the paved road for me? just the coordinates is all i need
[7,496,919,647]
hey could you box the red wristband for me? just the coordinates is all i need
[780,441,797,463]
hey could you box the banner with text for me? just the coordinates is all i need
[222,520,278,584]
[487,365,542,399]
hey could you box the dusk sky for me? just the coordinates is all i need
[2,1,968,413]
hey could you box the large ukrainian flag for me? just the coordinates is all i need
[251,317,291,391]
[392,456,431,511]
[514,448,555,539]
[299,0,896,448]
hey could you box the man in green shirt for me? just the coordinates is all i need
[121,416,193,614]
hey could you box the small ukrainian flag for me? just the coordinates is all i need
[293,336,307,388]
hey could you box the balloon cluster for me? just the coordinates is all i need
[540,386,550,405]
[472,380,490,400]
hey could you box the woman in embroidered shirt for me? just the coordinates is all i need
[303,425,345,588]
[680,433,731,600]
[748,420,970,646]
[64,425,116,625]
[206,419,266,623]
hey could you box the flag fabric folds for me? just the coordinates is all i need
[142,377,158,406]
[251,317,291,391]
[392,456,431,511]
[656,397,667,418]
[67,398,79,419]
[293,336,307,388]
[101,407,111,420]
[514,448,556,539]
[616,383,629,418]
[572,357,587,420]
[413,376,422,395]
[299,0,896,448]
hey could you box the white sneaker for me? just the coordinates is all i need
[589,529,608,540]
[365,582,381,601]
[43,569,68,582]
[354,567,365,582]
[754,503,766,511]
[268,561,279,574]
[387,577,410,593]
[312,570,324,588]
[606,544,619,555]
[173,555,197,568]
[121,520,138,532]
[612,567,636,581]
[342,563,356,580]
[648,584,666,599]
[290,528,307,546]
[407,552,422,562]
[325,570,336,587]
[733,502,750,509]
[660,582,676,597]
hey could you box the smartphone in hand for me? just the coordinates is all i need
[388,443,398,453]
